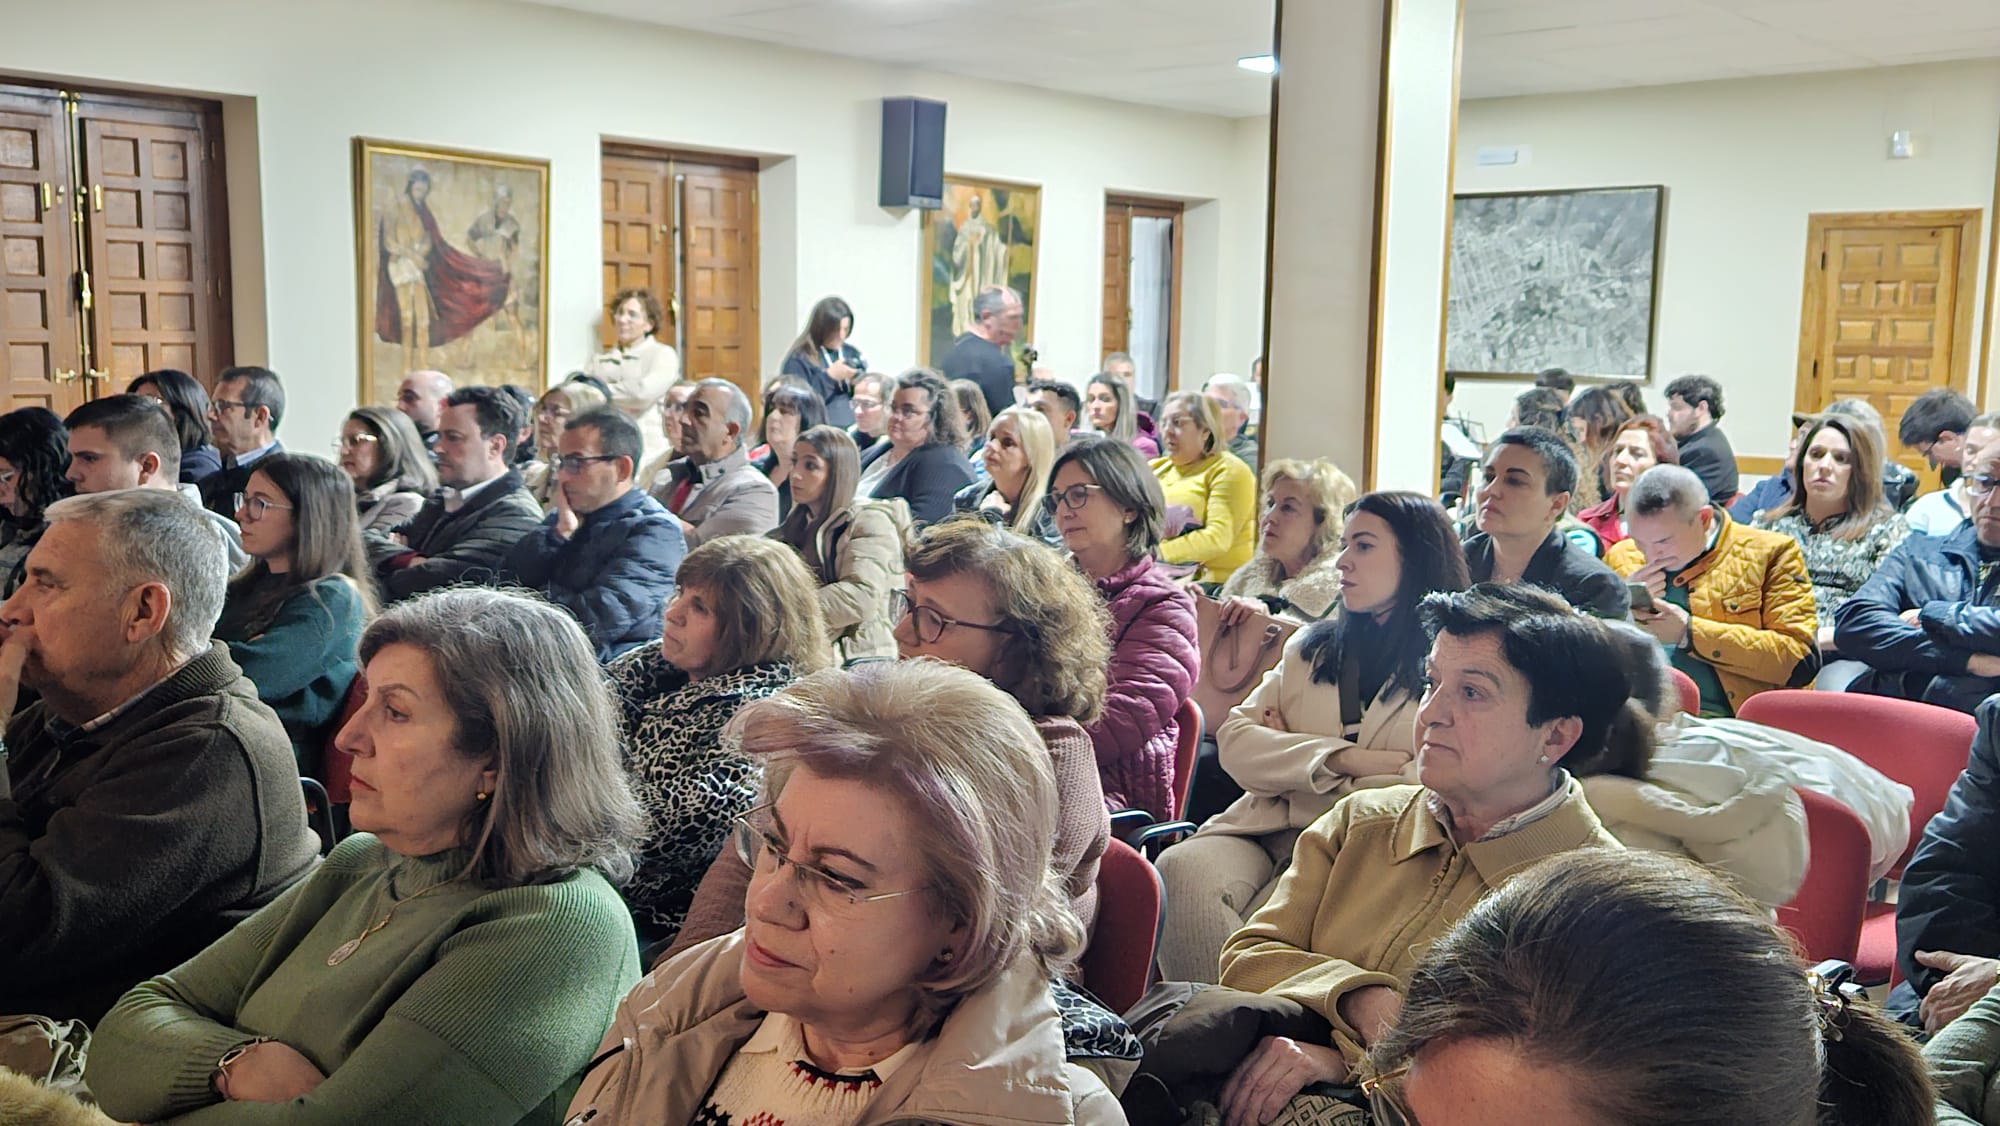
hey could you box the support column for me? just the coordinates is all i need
[1258,0,1463,491]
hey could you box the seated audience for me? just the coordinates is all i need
[1904,386,1980,487]
[779,295,862,428]
[1576,413,1678,549]
[1051,437,1198,821]
[1831,397,1922,511]
[1367,850,1930,1126]
[608,536,834,949]
[1026,378,1086,440]
[1535,365,1575,405]
[1086,369,1159,459]
[1910,411,2000,536]
[1927,982,2000,1125]
[500,383,539,470]
[652,377,782,544]
[1205,372,1261,473]
[216,453,376,772]
[948,377,993,464]
[748,381,827,519]
[1215,458,1359,624]
[129,368,221,485]
[88,587,645,1125]
[940,284,1025,416]
[1157,491,1468,982]
[588,287,682,468]
[523,376,611,509]
[769,426,903,665]
[1834,440,2000,713]
[1608,465,1819,716]
[858,368,977,525]
[1509,386,1566,432]
[955,405,1060,545]
[338,405,437,532]
[200,365,286,518]
[395,369,453,450]
[1755,411,1910,659]
[1665,373,1739,505]
[1151,584,1630,1112]
[1613,379,1647,415]
[65,393,247,569]
[370,386,542,602]
[568,663,1122,1126]
[635,377,697,488]
[504,408,686,662]
[1561,384,1633,513]
[0,408,73,596]
[0,490,318,1021]
[1152,390,1257,584]
[1897,697,2000,1032]
[1463,428,1629,618]
[849,370,890,450]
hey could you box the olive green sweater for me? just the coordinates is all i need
[87,834,639,1125]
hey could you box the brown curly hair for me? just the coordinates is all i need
[608,288,665,337]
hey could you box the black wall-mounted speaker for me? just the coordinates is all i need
[880,97,946,209]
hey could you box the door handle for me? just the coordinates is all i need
[53,368,79,383]
[91,184,102,212]
[40,182,52,211]
[86,367,108,382]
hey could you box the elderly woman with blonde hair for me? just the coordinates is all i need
[1152,389,1258,584]
[1216,458,1359,624]
[567,660,1124,1126]
[521,376,611,509]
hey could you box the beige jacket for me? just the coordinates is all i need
[1203,634,1421,840]
[568,931,1125,1125]
[813,499,907,664]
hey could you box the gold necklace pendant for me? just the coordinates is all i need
[326,937,363,966]
[324,875,457,967]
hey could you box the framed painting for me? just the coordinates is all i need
[1445,184,1666,380]
[919,177,1040,370]
[354,138,549,405]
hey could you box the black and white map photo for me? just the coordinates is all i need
[1446,186,1664,379]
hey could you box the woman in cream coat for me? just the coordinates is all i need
[586,288,681,468]
[1156,491,1469,982]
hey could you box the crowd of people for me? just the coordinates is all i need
[3,293,1999,1125]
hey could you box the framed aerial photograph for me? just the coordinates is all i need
[919,176,1040,369]
[1445,185,1666,380]
[354,138,549,404]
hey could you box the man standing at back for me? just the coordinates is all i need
[372,385,542,601]
[506,408,685,661]
[64,394,248,570]
[940,285,1024,416]
[200,365,285,518]
[396,369,454,452]
[1665,373,1739,506]
[0,491,317,1021]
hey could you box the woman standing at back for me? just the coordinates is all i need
[779,295,864,428]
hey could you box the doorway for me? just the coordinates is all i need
[0,79,232,414]
[1101,195,1183,403]
[1794,208,1982,487]
[601,145,759,408]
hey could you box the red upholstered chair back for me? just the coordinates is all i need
[1079,838,1162,1014]
[1668,668,1701,716]
[1738,689,1975,877]
[1777,787,1872,964]
[317,674,369,804]
[1173,698,1204,819]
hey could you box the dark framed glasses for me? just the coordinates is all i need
[890,589,1014,645]
[1041,483,1107,513]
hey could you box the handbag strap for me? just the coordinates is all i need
[1206,618,1288,694]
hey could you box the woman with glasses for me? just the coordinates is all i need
[0,407,72,597]
[216,453,378,774]
[857,368,976,525]
[608,536,835,952]
[1050,436,1198,822]
[521,376,611,509]
[129,368,222,486]
[750,381,829,519]
[768,425,903,665]
[1152,389,1257,585]
[567,660,1123,1126]
[1363,851,1930,1126]
[338,406,438,532]
[954,405,1061,545]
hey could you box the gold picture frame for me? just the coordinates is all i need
[353,138,550,406]
[918,176,1040,370]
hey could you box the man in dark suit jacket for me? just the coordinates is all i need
[1665,374,1739,506]
[370,386,542,602]
[198,365,286,517]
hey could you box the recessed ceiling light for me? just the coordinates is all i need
[1237,54,1276,74]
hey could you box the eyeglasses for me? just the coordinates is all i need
[1966,474,2000,499]
[335,433,380,451]
[1360,1063,1415,1126]
[211,399,251,415]
[0,470,17,486]
[554,454,620,474]
[890,589,1013,645]
[890,403,927,419]
[1041,483,1108,513]
[732,807,927,914]
[238,495,294,521]
[536,404,572,421]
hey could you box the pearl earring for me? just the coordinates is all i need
[1536,755,1549,765]
[939,949,955,963]
[476,790,490,802]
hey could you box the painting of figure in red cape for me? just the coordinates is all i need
[355,139,548,406]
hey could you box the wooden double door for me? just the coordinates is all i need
[601,147,758,406]
[0,80,231,414]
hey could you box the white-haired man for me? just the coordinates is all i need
[1204,372,1260,473]
[649,377,780,545]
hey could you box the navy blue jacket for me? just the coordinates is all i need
[1897,695,2000,994]
[1832,524,1990,677]
[863,441,976,526]
[503,488,686,661]
[779,343,861,429]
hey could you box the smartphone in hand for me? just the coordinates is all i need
[1627,581,1657,614]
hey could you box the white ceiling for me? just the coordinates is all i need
[517,0,2000,117]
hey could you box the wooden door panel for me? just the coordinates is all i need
[600,154,671,348]
[1102,202,1129,359]
[0,93,81,414]
[678,165,757,402]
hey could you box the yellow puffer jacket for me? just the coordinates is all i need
[1606,512,1819,714]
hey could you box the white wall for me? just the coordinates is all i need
[2,0,1265,450]
[1446,61,2000,460]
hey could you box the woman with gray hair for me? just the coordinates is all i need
[566,660,1124,1126]
[89,587,647,1125]
[857,367,976,525]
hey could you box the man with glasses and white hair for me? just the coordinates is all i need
[1204,372,1261,473]
[0,490,317,1022]
[649,377,779,545]
[1834,441,2000,712]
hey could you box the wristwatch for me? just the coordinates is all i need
[212,1037,273,1097]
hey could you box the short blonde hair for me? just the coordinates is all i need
[737,661,1083,1027]
[1262,458,1358,560]
[986,406,1056,535]
[1162,390,1223,457]
[673,537,835,676]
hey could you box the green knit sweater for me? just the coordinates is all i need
[87,834,639,1125]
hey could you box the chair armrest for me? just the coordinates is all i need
[1133,821,1197,858]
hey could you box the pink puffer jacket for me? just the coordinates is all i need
[1087,555,1199,820]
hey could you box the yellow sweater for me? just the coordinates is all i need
[1218,780,1620,1061]
[1152,451,1257,584]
